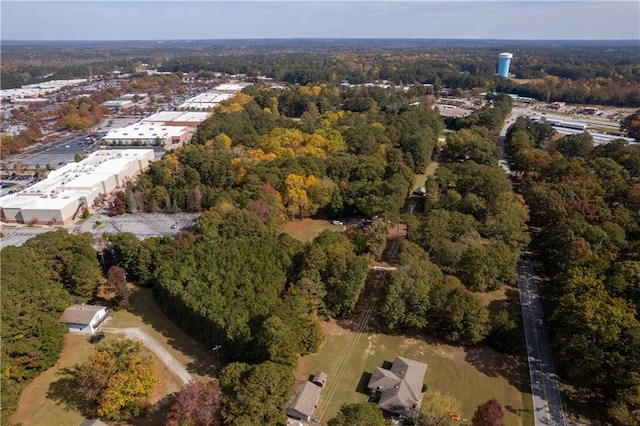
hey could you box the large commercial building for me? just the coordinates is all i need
[140,111,210,127]
[1,149,154,225]
[497,52,513,78]
[101,123,193,149]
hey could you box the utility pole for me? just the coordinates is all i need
[212,345,222,365]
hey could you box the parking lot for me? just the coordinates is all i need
[0,212,201,249]
[82,211,201,240]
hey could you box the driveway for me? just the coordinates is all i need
[102,326,192,385]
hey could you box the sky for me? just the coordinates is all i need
[1,1,639,41]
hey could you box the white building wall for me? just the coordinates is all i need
[101,175,118,194]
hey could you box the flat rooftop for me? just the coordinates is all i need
[1,149,154,211]
[141,111,210,124]
[103,124,190,140]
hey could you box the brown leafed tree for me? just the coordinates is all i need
[106,265,129,309]
[108,191,127,216]
[165,379,223,426]
[472,398,505,426]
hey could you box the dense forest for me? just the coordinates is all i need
[3,39,639,106]
[505,118,640,425]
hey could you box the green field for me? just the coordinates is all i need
[296,320,534,425]
[283,218,342,243]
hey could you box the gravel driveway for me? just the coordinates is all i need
[103,327,192,385]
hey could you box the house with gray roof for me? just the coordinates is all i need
[286,378,324,421]
[58,304,108,334]
[367,356,428,418]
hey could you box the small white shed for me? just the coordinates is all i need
[58,304,108,334]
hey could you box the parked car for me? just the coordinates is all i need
[89,331,105,344]
[332,220,344,226]
[171,222,178,229]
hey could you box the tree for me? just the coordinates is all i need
[165,379,223,426]
[327,402,387,426]
[74,153,83,162]
[471,399,504,426]
[76,339,158,421]
[219,361,294,426]
[555,132,594,158]
[620,109,640,141]
[106,265,129,309]
[108,190,127,216]
[418,391,462,426]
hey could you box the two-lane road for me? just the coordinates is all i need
[500,116,565,426]
[518,254,565,426]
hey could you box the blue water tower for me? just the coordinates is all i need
[497,52,513,77]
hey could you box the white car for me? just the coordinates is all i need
[332,220,344,226]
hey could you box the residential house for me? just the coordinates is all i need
[367,356,428,418]
[58,304,108,334]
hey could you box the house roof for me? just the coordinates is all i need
[367,356,428,417]
[58,305,106,325]
[286,381,322,419]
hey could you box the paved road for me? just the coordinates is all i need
[517,254,565,426]
[500,118,566,426]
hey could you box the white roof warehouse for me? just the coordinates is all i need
[1,149,154,225]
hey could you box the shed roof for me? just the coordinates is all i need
[312,371,328,385]
[58,305,106,325]
[285,381,322,420]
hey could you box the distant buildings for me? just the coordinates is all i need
[177,83,251,110]
[1,149,154,225]
[0,79,88,101]
[497,52,513,78]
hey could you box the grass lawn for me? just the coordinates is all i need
[412,161,440,192]
[283,218,342,243]
[296,320,534,425]
[10,334,93,426]
[10,287,217,426]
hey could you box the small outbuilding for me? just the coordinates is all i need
[286,381,323,421]
[312,371,328,388]
[58,304,108,334]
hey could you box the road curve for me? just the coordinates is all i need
[103,326,192,385]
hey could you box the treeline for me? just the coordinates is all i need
[0,230,104,424]
[4,40,639,105]
[505,117,640,425]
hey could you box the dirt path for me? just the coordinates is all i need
[103,327,192,385]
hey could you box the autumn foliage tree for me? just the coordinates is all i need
[106,265,129,309]
[108,191,127,216]
[165,379,223,426]
[76,339,158,422]
[472,398,505,426]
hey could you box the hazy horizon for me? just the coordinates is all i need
[2,1,639,41]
